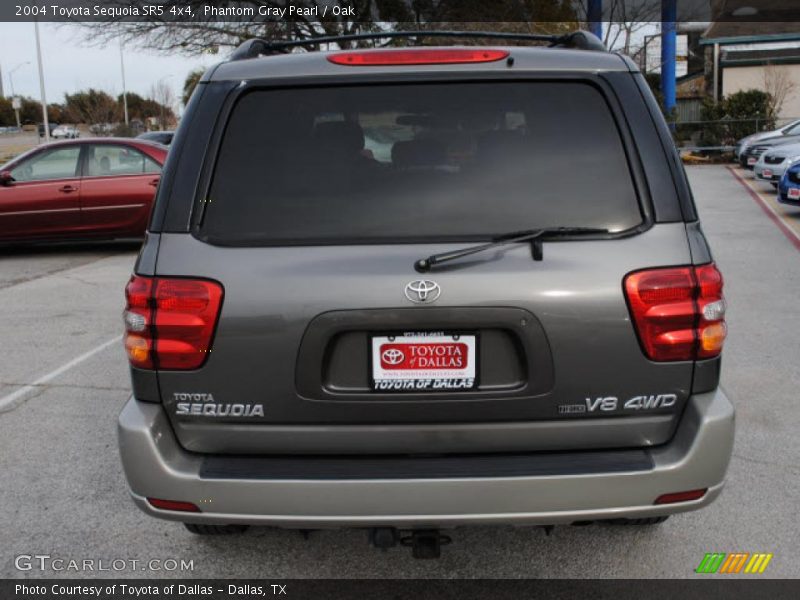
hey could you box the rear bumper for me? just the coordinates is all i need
[118,389,734,528]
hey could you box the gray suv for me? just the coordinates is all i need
[118,31,734,557]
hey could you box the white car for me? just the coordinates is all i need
[51,125,80,139]
[754,142,800,186]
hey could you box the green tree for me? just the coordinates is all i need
[0,96,62,126]
[698,89,773,147]
[182,69,204,106]
[698,97,726,147]
[20,97,44,125]
[0,97,14,126]
[119,92,169,122]
[724,89,772,140]
[47,103,64,124]
[64,89,120,125]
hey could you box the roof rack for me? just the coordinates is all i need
[229,30,606,61]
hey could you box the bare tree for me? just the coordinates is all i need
[573,0,708,54]
[73,1,404,55]
[149,80,176,129]
[763,63,798,121]
[73,1,592,56]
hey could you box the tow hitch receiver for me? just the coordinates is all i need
[369,528,452,559]
[403,529,451,559]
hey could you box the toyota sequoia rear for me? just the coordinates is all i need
[117,32,734,552]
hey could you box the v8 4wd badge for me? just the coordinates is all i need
[585,394,677,412]
[559,394,678,415]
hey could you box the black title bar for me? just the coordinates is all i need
[2,1,800,23]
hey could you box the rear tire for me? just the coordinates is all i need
[604,516,669,526]
[183,523,249,535]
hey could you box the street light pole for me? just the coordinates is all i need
[119,42,129,127]
[34,21,49,143]
[8,61,30,129]
[8,63,28,96]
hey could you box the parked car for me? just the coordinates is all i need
[118,32,733,553]
[740,134,800,169]
[0,138,166,243]
[753,143,800,186]
[51,124,80,139]
[736,118,800,161]
[136,130,175,146]
[37,122,58,138]
[778,162,800,206]
[89,122,116,135]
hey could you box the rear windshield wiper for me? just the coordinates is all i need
[414,227,609,272]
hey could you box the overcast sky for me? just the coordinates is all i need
[0,23,219,113]
[0,22,666,115]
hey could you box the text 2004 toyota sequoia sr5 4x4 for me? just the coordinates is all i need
[118,31,734,558]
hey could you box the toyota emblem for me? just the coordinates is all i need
[381,348,405,365]
[404,280,441,303]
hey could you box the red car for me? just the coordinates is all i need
[0,138,167,243]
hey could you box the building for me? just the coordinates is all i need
[702,21,800,121]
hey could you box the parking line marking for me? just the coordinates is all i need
[728,166,800,252]
[0,335,122,411]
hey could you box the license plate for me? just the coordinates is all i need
[763,169,773,179]
[371,333,477,392]
[789,188,800,199]
[747,157,757,165]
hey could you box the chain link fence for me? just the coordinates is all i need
[672,117,800,154]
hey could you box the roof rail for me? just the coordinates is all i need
[228,30,606,61]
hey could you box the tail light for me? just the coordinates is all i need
[123,275,223,370]
[624,263,726,362]
[327,49,509,66]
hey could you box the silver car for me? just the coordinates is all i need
[117,31,733,557]
[737,118,800,160]
[754,143,800,185]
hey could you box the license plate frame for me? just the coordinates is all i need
[370,332,478,392]
[763,168,773,179]
[789,187,800,199]
[747,157,757,165]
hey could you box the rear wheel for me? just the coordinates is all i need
[604,516,670,526]
[183,523,249,535]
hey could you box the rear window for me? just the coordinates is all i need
[200,82,642,244]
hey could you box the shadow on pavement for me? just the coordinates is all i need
[0,239,143,257]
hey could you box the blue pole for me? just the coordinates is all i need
[661,0,677,116]
[587,0,602,40]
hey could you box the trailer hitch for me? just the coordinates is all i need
[401,529,452,559]
[369,528,452,559]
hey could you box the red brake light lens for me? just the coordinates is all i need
[123,275,223,370]
[624,264,726,362]
[654,488,707,504]
[327,49,509,66]
[147,498,201,512]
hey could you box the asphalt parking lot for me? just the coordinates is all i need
[0,165,798,579]
[0,131,40,164]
